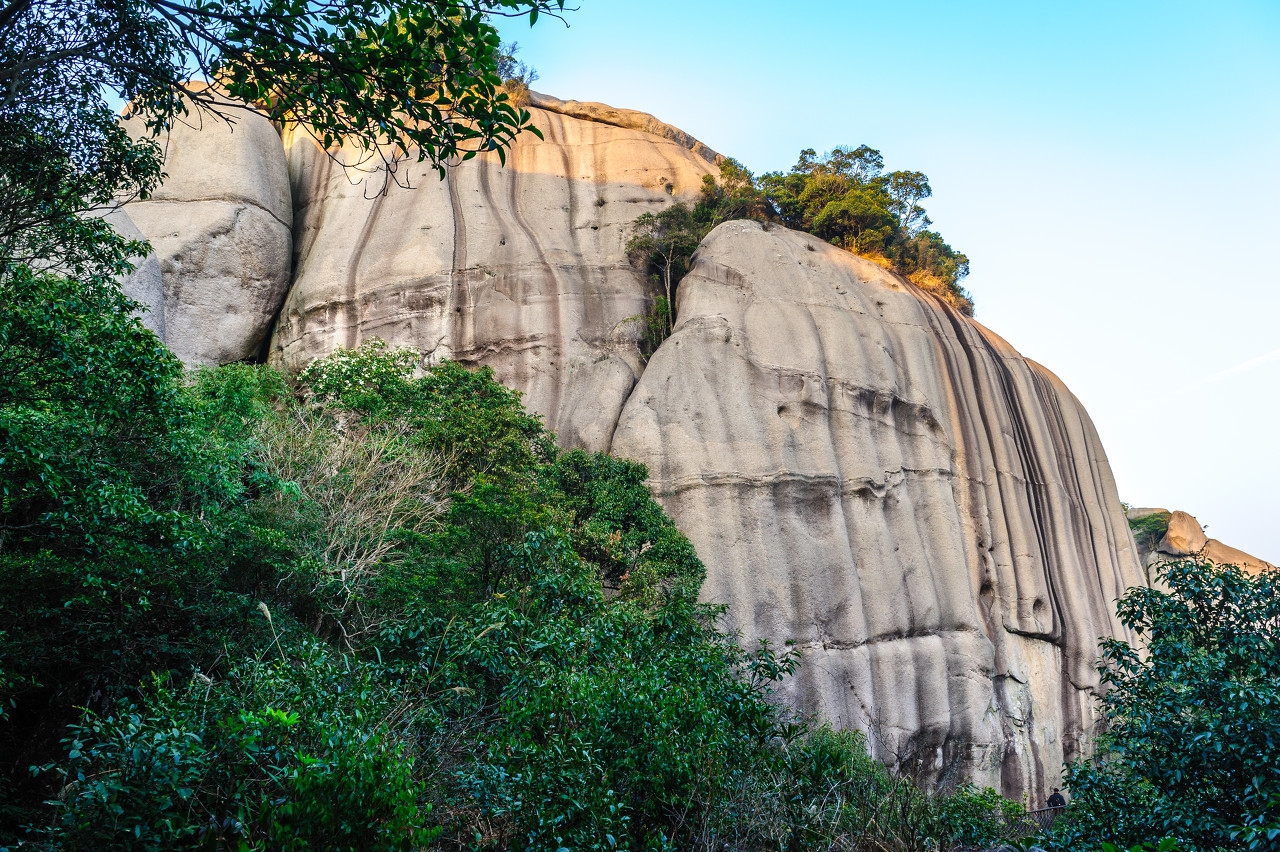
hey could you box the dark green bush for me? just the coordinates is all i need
[1127,511,1172,552]
[4,326,1023,850]
[1046,560,1280,851]
[45,641,438,852]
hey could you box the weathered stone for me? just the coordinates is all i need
[611,221,1145,801]
[1202,539,1275,574]
[270,103,718,450]
[103,207,166,339]
[1125,507,1170,522]
[1158,510,1209,556]
[122,92,292,364]
[526,91,724,165]
[1143,508,1274,574]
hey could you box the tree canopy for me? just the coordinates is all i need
[1,0,565,297]
[759,146,972,314]
[626,151,973,353]
[1047,559,1280,851]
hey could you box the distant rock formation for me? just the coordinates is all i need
[119,92,1149,802]
[1127,507,1274,574]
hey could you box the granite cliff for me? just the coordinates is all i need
[118,92,1147,801]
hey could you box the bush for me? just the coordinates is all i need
[8,338,1025,850]
[1127,511,1171,552]
[1046,559,1280,851]
[44,640,438,851]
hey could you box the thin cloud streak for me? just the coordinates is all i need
[1172,346,1280,394]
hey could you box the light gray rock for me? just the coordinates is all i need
[122,91,292,364]
[102,206,166,339]
[270,103,719,450]
[526,91,724,165]
[156,93,1148,802]
[1125,507,1170,522]
[611,221,1146,801]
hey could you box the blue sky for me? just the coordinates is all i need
[499,0,1280,560]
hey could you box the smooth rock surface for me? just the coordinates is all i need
[104,207,166,339]
[123,94,292,364]
[612,221,1146,801]
[1158,510,1209,556]
[1141,509,1274,574]
[1202,539,1275,573]
[1124,507,1170,523]
[270,103,718,450]
[527,91,724,165]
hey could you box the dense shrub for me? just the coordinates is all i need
[1046,560,1280,851]
[2,312,1023,848]
[1127,510,1172,552]
[43,641,438,851]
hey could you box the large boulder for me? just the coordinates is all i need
[123,91,292,364]
[1158,510,1209,556]
[612,221,1145,800]
[103,206,166,339]
[1132,507,1275,574]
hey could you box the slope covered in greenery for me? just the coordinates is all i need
[0,271,1023,849]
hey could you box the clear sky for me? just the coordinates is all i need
[499,0,1280,561]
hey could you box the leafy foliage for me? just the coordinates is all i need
[1,323,1025,848]
[626,150,972,354]
[1128,510,1172,552]
[760,146,972,314]
[45,642,438,851]
[1046,560,1280,851]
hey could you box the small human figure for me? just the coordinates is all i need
[1047,787,1066,808]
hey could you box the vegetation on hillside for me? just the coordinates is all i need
[0,301,1024,848]
[627,151,972,352]
[1047,559,1280,851]
[1128,510,1173,553]
[10,0,1277,846]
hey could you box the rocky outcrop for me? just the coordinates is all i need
[526,91,724,166]
[1127,507,1274,574]
[122,92,292,364]
[611,221,1144,799]
[133,94,1149,801]
[1159,510,1209,556]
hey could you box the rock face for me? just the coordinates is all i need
[271,99,718,449]
[1158,510,1209,556]
[611,221,1144,799]
[104,207,166,339]
[135,93,1148,801]
[123,94,292,364]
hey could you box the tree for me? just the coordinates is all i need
[758,146,974,315]
[1,0,567,290]
[626,202,705,336]
[1048,559,1280,851]
[886,170,933,235]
